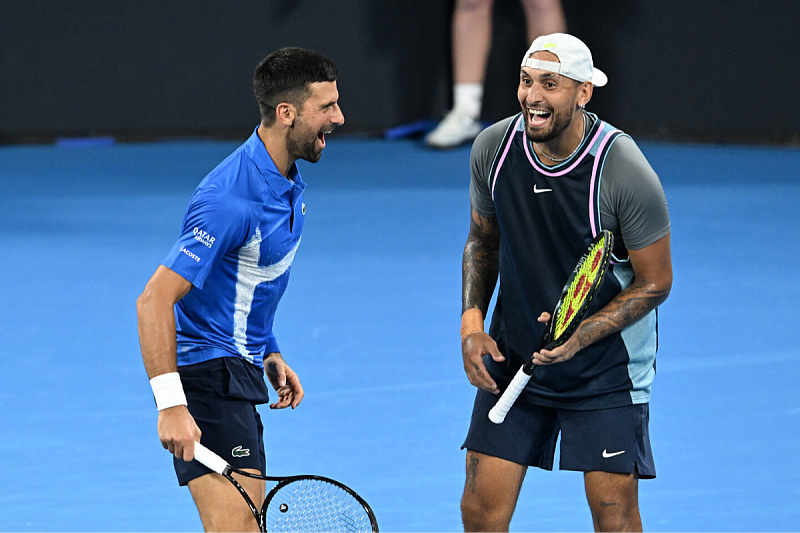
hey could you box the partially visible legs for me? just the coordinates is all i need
[459,388,654,531]
[460,388,559,531]
[559,404,654,532]
[175,360,270,532]
[425,0,494,148]
[451,0,495,86]
[461,450,527,532]
[427,0,569,148]
[189,470,265,532]
[520,0,567,42]
[584,470,642,532]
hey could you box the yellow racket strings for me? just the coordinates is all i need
[553,239,606,339]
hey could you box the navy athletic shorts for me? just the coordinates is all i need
[173,357,271,486]
[462,388,656,478]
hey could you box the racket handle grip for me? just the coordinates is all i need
[488,366,533,424]
[193,442,229,475]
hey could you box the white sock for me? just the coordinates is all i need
[452,83,483,120]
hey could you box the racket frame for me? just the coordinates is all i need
[522,230,613,373]
[487,230,613,424]
[192,441,379,532]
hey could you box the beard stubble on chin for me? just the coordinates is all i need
[524,107,574,143]
[286,125,322,164]
[522,92,582,143]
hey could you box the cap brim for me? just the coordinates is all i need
[593,68,608,87]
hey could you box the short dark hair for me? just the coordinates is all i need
[253,47,338,125]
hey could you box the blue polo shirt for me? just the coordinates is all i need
[161,126,306,369]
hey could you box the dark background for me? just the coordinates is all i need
[1,0,797,144]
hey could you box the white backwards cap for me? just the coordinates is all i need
[521,33,607,87]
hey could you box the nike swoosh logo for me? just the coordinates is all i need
[602,449,626,458]
[533,185,552,194]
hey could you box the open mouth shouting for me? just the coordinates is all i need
[528,108,552,127]
[317,126,336,149]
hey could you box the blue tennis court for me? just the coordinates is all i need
[1,136,798,531]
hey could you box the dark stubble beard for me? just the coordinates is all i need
[286,122,322,164]
[523,100,578,144]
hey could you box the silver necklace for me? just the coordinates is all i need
[535,111,586,163]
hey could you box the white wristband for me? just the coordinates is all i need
[150,372,188,411]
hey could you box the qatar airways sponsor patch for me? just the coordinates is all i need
[193,227,216,248]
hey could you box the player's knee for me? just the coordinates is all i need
[460,494,512,532]
[460,496,480,528]
[590,503,641,532]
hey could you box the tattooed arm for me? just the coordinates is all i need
[461,207,505,393]
[534,233,673,365]
[463,208,500,315]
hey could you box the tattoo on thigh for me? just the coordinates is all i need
[466,455,480,494]
[600,501,618,507]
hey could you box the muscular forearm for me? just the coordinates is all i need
[574,277,670,351]
[574,233,672,351]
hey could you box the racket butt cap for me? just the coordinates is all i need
[487,407,507,424]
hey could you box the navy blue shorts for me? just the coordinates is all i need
[174,357,270,486]
[462,388,656,478]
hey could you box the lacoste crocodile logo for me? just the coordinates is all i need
[232,446,251,458]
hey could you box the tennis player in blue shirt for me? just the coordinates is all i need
[137,47,344,531]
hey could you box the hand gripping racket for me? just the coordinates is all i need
[488,230,614,424]
[193,442,379,532]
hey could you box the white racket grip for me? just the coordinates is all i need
[193,442,229,474]
[488,367,532,424]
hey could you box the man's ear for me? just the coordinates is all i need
[578,81,593,108]
[276,102,297,127]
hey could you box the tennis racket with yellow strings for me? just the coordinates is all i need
[488,230,614,423]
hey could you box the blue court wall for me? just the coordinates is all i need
[0,0,797,144]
